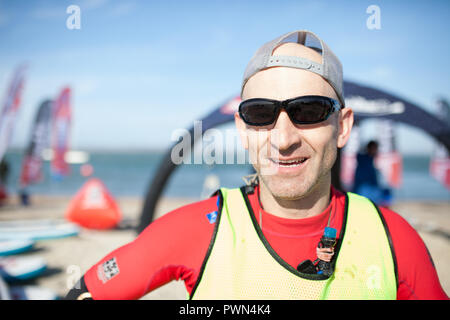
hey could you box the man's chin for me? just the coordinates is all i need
[260,174,313,200]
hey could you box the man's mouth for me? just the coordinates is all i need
[271,157,308,167]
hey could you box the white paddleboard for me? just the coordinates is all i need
[0,275,11,300]
[9,286,58,300]
[0,240,35,256]
[0,256,47,282]
[0,219,80,241]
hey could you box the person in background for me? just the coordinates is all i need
[353,140,392,207]
[0,158,10,205]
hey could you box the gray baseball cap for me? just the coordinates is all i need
[241,30,344,106]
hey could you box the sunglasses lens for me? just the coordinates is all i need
[239,96,339,126]
[240,100,278,125]
[288,97,332,124]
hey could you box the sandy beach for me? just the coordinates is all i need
[0,194,448,299]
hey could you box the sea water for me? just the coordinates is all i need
[2,151,449,201]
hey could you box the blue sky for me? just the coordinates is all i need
[0,0,449,154]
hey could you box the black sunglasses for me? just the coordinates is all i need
[238,95,343,126]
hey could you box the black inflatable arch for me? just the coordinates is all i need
[137,80,450,233]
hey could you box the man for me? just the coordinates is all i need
[66,30,447,300]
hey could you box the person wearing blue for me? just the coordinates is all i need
[353,141,392,206]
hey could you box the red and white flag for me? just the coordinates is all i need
[0,65,27,161]
[51,87,71,178]
[19,100,52,187]
[430,99,450,190]
[375,119,402,188]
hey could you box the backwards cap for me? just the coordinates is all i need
[241,30,344,105]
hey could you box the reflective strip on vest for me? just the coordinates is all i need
[191,188,397,300]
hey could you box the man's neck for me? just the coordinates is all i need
[258,177,332,220]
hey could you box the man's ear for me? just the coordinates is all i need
[337,107,354,149]
[234,112,249,150]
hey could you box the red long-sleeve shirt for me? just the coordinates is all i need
[83,186,448,300]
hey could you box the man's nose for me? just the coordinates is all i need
[271,110,302,152]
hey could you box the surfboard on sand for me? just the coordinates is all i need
[0,219,80,241]
[9,285,58,300]
[0,276,58,300]
[0,240,35,256]
[0,274,11,300]
[0,256,47,283]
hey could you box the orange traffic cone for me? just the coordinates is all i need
[65,178,122,229]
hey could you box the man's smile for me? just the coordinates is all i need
[268,156,309,173]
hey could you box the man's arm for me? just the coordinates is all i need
[65,196,218,300]
[65,276,92,300]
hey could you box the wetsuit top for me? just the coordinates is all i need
[66,185,448,300]
[353,153,379,191]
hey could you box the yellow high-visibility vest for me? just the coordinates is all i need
[190,187,397,300]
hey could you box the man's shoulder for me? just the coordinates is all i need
[377,205,415,233]
[153,193,220,225]
[137,194,221,242]
[343,191,416,234]
[375,205,428,258]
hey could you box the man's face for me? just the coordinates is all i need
[235,43,353,200]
